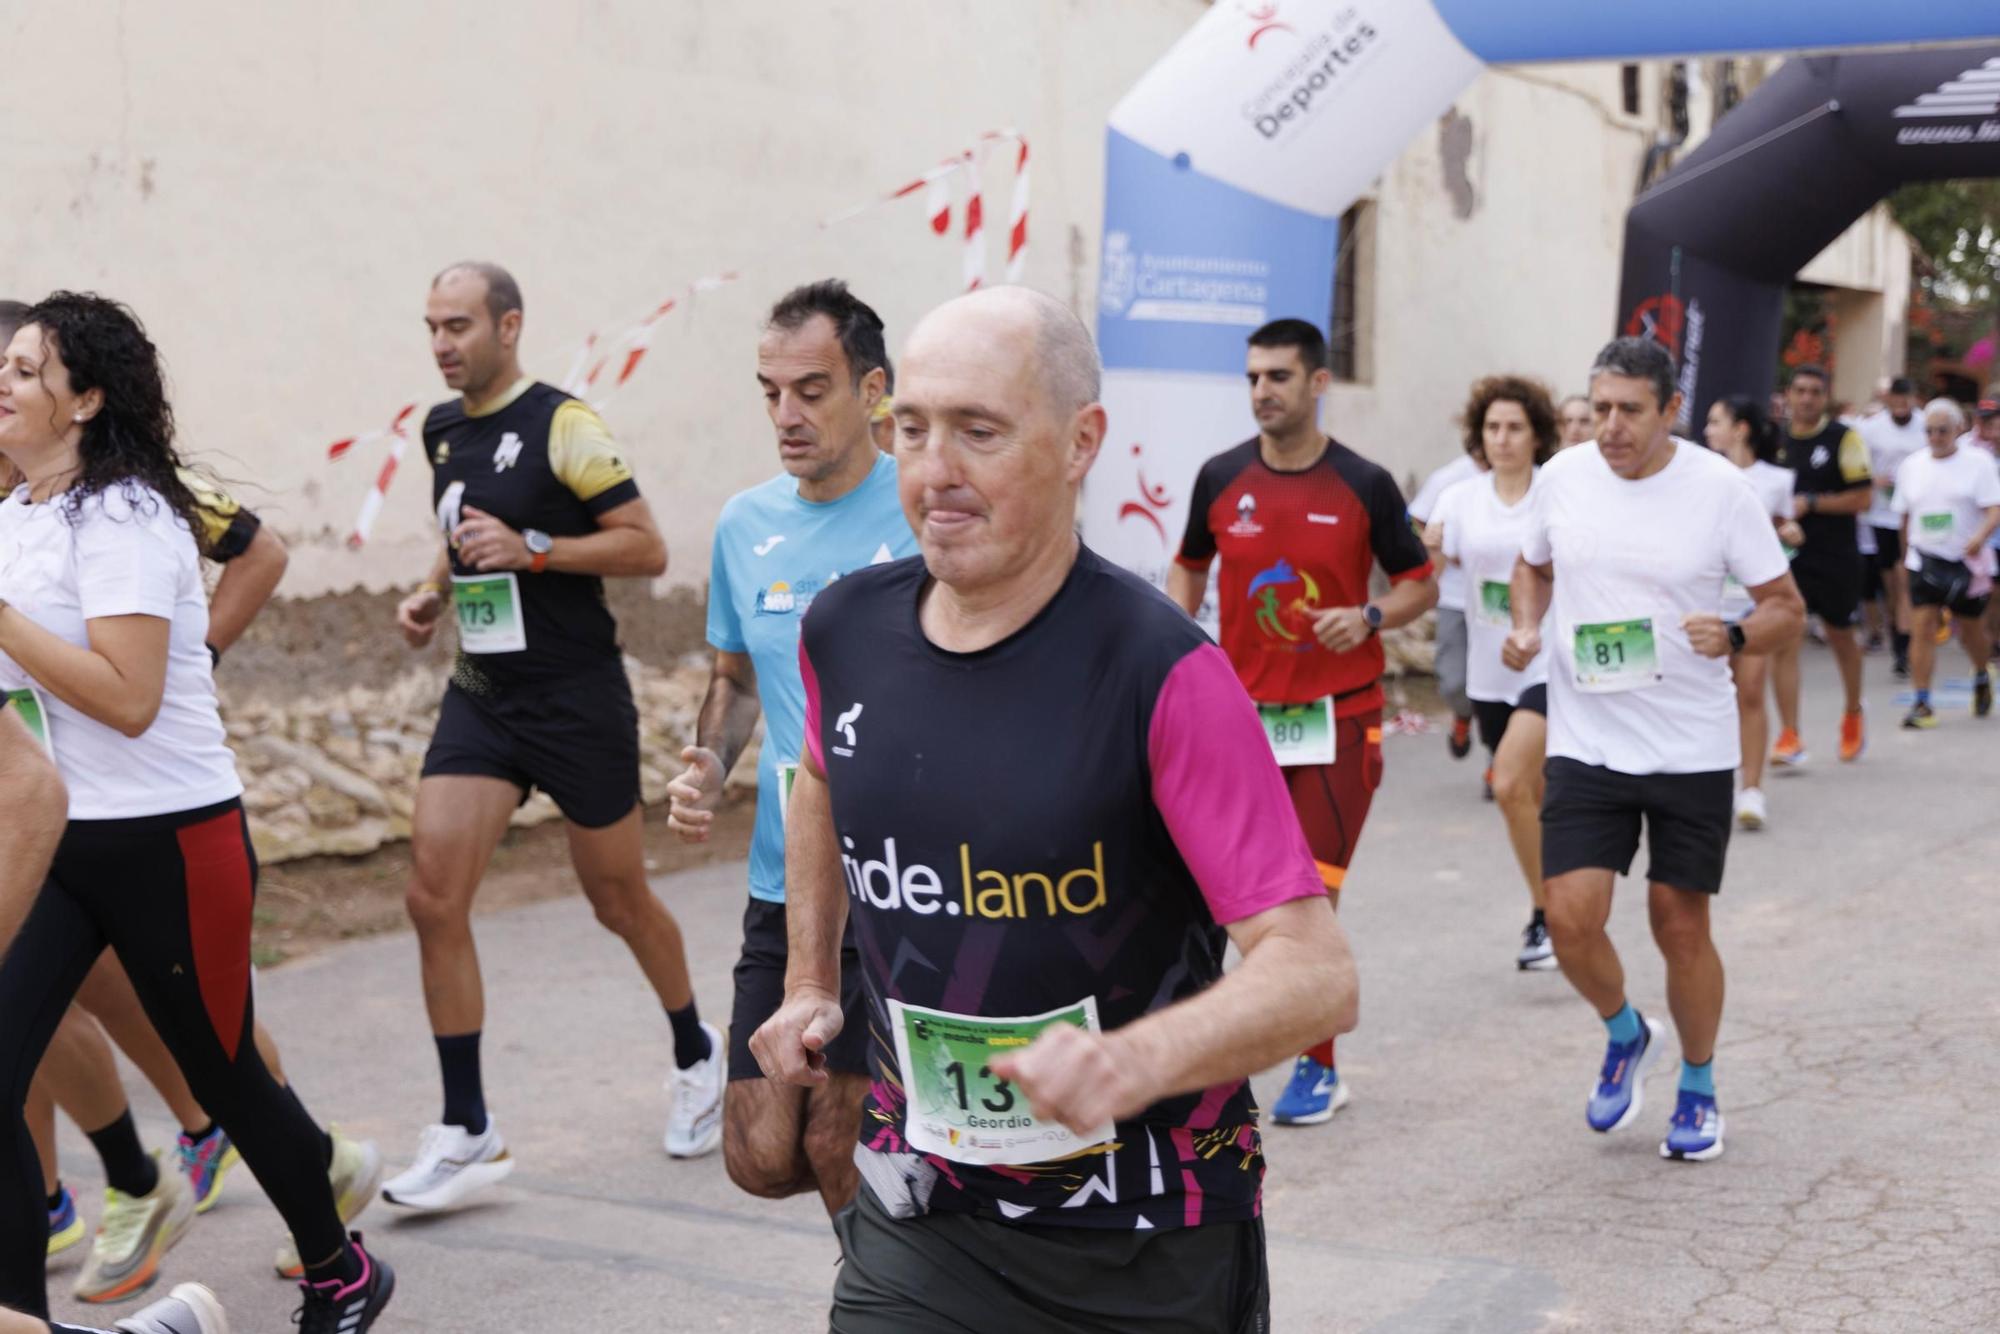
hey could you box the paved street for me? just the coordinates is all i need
[47,645,2000,1332]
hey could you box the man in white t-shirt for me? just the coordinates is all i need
[1505,338,1803,1164]
[1409,452,1485,767]
[1895,397,2000,729]
[1858,378,1926,675]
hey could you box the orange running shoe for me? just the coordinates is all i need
[1839,708,1865,762]
[1770,727,1808,769]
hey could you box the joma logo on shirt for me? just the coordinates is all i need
[839,837,1108,919]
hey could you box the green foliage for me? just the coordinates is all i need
[1891,181,2000,306]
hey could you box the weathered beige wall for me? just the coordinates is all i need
[3,0,1203,597]
[5,16,1915,597]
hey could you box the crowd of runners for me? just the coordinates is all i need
[0,267,1995,1333]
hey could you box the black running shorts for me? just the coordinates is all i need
[1471,682,1548,756]
[1790,550,1863,629]
[1870,527,1903,571]
[420,662,640,830]
[726,897,870,1082]
[1908,556,1992,620]
[1541,757,1734,895]
[830,1181,1270,1334]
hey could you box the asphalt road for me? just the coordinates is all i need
[45,643,2000,1332]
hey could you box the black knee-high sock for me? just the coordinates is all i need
[85,1111,158,1198]
[436,1032,488,1134]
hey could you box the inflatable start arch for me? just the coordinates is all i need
[1082,0,2000,588]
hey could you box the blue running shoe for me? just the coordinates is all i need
[177,1125,242,1214]
[1660,1089,1725,1161]
[1586,1014,1663,1133]
[47,1184,85,1261]
[1270,1056,1349,1126]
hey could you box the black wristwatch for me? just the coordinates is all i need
[1363,604,1384,637]
[1726,623,1747,653]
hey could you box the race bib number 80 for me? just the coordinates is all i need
[1256,698,1335,767]
[891,997,1113,1166]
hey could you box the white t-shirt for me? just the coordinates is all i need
[1433,470,1547,705]
[0,484,243,819]
[1520,440,1792,776]
[1721,460,1795,620]
[1893,446,2000,576]
[1859,411,1927,529]
[1408,453,1484,611]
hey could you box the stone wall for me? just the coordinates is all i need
[225,606,1432,864]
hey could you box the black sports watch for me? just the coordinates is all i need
[1726,623,1747,653]
[1363,603,1384,636]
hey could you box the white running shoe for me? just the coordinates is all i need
[1734,787,1767,831]
[116,1281,230,1333]
[380,1121,514,1212]
[664,1021,725,1159]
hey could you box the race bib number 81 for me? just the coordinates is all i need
[891,997,1113,1166]
[452,574,528,655]
[1572,618,1662,693]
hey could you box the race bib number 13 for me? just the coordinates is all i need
[1256,697,1335,767]
[891,997,1113,1167]
[1572,618,1662,693]
[4,687,54,759]
[451,573,528,655]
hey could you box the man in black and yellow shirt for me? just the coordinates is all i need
[382,262,722,1214]
[1775,364,1872,763]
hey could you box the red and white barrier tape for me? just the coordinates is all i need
[334,404,417,549]
[326,131,1027,545]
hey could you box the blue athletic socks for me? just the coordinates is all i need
[1603,1002,1642,1046]
[667,1001,712,1070]
[1915,688,1931,707]
[1680,1059,1715,1099]
[436,1031,488,1135]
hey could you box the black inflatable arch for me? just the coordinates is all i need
[1617,43,2000,422]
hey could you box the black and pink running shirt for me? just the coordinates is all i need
[799,545,1325,1231]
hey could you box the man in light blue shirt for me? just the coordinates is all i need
[668,280,915,1218]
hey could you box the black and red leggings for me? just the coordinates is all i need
[0,799,344,1317]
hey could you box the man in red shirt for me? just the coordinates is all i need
[1169,318,1436,1126]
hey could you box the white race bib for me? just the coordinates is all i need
[1256,697,1335,766]
[891,997,1112,1166]
[776,761,798,827]
[451,573,528,654]
[1571,617,1663,694]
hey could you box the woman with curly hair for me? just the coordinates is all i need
[0,294,393,1332]
[1422,375,1559,972]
